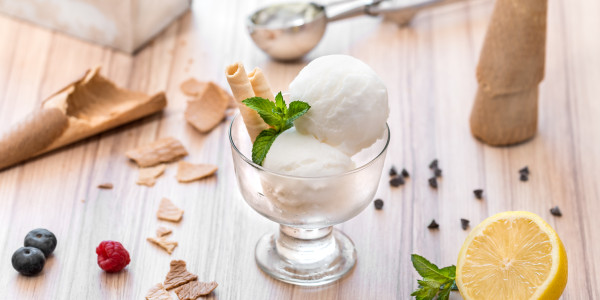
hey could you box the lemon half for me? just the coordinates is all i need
[456,211,568,300]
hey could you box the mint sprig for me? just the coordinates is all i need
[411,254,457,300]
[242,92,310,165]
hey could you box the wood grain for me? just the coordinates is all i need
[1,0,599,299]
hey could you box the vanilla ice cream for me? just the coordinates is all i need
[263,128,354,176]
[289,55,389,156]
[252,55,388,224]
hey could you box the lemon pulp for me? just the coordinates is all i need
[457,212,567,300]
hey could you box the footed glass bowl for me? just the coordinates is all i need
[229,114,389,286]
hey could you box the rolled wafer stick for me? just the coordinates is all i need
[248,67,275,101]
[225,63,269,141]
[469,0,547,146]
[0,66,167,171]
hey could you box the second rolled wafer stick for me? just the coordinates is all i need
[225,63,269,141]
[248,67,275,102]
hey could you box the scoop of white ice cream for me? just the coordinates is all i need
[263,128,354,176]
[260,128,357,221]
[289,54,389,156]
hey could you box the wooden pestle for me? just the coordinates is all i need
[469,0,548,146]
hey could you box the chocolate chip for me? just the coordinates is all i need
[460,218,470,230]
[473,189,483,199]
[428,177,438,188]
[550,206,562,217]
[401,168,410,178]
[374,199,384,210]
[520,174,528,182]
[389,166,397,176]
[98,183,113,189]
[429,159,438,169]
[389,176,405,187]
[428,220,439,229]
[434,168,442,177]
[519,166,530,175]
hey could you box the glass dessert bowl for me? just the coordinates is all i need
[229,114,390,286]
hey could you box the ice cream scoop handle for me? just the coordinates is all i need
[327,0,465,24]
[325,0,384,23]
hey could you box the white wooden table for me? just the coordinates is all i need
[0,0,599,298]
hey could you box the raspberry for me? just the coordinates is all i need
[96,241,130,272]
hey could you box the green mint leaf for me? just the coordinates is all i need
[242,97,282,129]
[283,101,311,131]
[438,283,452,300]
[243,92,311,165]
[410,286,434,298]
[411,254,449,282]
[275,92,287,114]
[439,265,456,280]
[251,129,279,165]
[417,279,441,289]
[411,285,438,300]
[451,282,458,291]
[410,254,457,300]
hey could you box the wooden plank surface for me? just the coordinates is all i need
[1,0,599,298]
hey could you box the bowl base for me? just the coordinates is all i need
[255,227,357,286]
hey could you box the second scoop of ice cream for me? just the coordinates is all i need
[263,128,354,176]
[289,55,389,156]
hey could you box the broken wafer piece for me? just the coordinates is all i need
[145,283,173,300]
[176,161,218,183]
[157,198,184,222]
[181,78,236,108]
[164,260,198,290]
[156,226,172,237]
[137,164,167,187]
[180,78,207,96]
[0,66,167,171]
[126,137,188,167]
[174,281,218,299]
[147,236,178,254]
[184,82,230,133]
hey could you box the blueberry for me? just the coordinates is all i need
[24,228,57,257]
[12,247,46,276]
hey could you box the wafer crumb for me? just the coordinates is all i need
[157,198,184,222]
[180,78,207,96]
[176,161,218,183]
[164,260,198,290]
[174,281,218,299]
[126,137,188,167]
[137,164,167,187]
[156,226,172,237]
[147,236,178,254]
[183,81,231,133]
[145,283,172,300]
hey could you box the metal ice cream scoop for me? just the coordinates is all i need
[247,0,464,61]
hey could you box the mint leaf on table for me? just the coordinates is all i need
[411,254,456,300]
[439,265,456,279]
[242,92,311,165]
